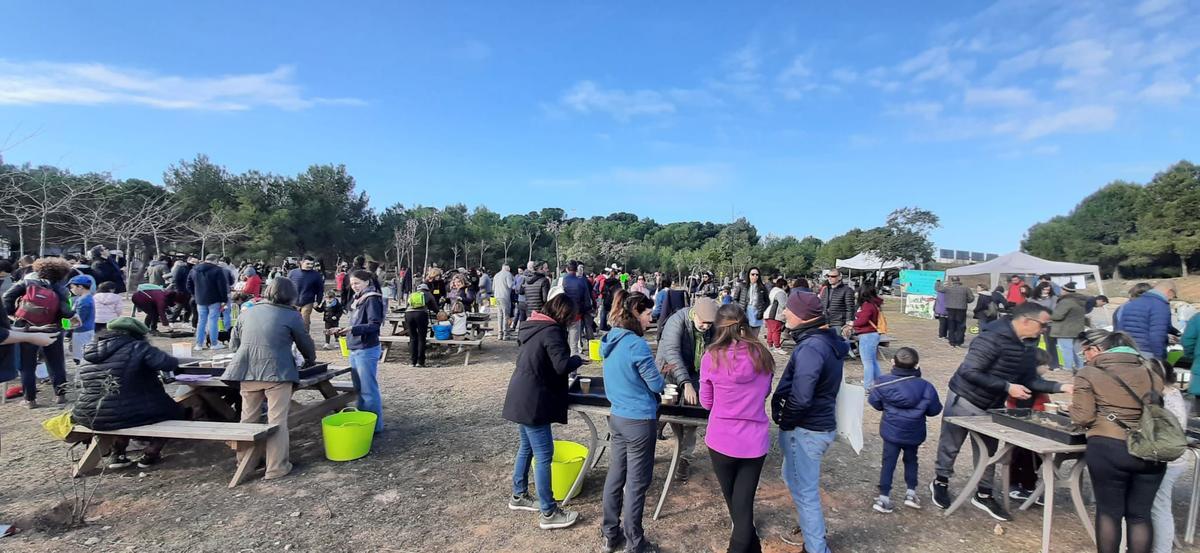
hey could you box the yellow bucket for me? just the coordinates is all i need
[589,339,603,362]
[533,440,588,501]
[322,408,377,461]
[490,297,497,307]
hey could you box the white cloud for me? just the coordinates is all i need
[1012,105,1117,140]
[1135,0,1186,26]
[887,101,944,121]
[559,81,676,121]
[896,46,974,85]
[0,60,362,111]
[1140,80,1193,102]
[964,87,1036,108]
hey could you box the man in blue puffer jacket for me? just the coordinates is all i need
[868,347,943,513]
[1114,280,1176,359]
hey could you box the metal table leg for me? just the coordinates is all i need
[1186,448,1200,544]
[652,426,683,520]
[944,432,1013,516]
[563,411,598,506]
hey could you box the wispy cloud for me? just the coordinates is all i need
[963,87,1035,108]
[999,105,1117,140]
[0,60,363,111]
[559,81,677,121]
[1140,79,1193,103]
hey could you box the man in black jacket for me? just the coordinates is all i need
[930,302,1073,521]
[819,270,856,335]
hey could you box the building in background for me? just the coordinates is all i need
[936,248,999,266]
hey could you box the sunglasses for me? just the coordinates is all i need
[1020,317,1050,329]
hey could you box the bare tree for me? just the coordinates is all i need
[418,209,441,275]
[392,219,418,273]
[499,231,517,265]
[525,222,541,265]
[544,219,567,273]
[451,243,461,269]
[11,171,105,256]
[0,172,38,256]
[185,213,249,258]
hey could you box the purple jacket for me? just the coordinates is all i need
[933,290,947,317]
[699,343,773,458]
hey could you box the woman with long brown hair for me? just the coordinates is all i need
[699,303,775,553]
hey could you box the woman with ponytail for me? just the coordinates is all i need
[700,303,775,553]
[599,292,666,553]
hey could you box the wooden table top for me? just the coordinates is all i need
[945,416,1086,454]
[180,366,352,390]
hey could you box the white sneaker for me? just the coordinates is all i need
[323,343,333,350]
[873,496,894,513]
[210,344,227,351]
[904,490,921,509]
[192,345,206,352]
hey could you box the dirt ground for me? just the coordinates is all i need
[2,299,1198,553]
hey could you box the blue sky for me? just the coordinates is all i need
[1,1,1198,254]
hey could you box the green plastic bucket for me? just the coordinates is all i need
[533,440,588,501]
[322,408,377,461]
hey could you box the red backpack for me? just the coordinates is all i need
[16,282,61,326]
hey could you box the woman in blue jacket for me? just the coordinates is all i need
[329,270,385,432]
[600,292,666,553]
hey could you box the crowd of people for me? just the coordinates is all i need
[6,242,1200,553]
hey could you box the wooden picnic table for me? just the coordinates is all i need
[175,366,358,428]
[564,402,708,520]
[941,416,1092,553]
[387,313,493,339]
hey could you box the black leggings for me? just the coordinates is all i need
[709,449,765,553]
[18,337,67,401]
[1086,437,1166,553]
[405,310,429,365]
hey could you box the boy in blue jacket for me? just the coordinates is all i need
[868,347,943,513]
[68,275,97,365]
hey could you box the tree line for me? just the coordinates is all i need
[0,154,939,278]
[1022,160,1199,279]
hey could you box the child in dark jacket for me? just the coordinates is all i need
[868,347,943,513]
[314,290,345,349]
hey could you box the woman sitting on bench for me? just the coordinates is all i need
[72,316,181,469]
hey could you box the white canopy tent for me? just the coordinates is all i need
[835,252,912,271]
[944,251,1105,295]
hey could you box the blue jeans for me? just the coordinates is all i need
[349,345,384,432]
[195,302,222,347]
[1057,338,1081,371]
[859,332,881,389]
[781,427,836,553]
[512,423,556,514]
[879,440,919,495]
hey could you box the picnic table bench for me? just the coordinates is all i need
[174,365,358,428]
[378,335,484,366]
[67,420,278,488]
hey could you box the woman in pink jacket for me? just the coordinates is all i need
[699,303,776,553]
[92,281,125,331]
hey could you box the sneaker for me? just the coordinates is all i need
[1009,487,1044,506]
[904,490,922,509]
[873,496,894,513]
[930,481,951,509]
[780,526,804,546]
[637,541,661,553]
[601,534,625,553]
[971,493,1013,522]
[135,454,161,468]
[537,507,579,530]
[107,455,134,469]
[56,394,67,405]
[192,345,206,352]
[508,493,538,512]
[24,399,38,409]
[210,344,227,351]
[322,343,333,350]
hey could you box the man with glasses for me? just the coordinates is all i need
[819,270,856,340]
[656,297,718,482]
[929,302,1073,521]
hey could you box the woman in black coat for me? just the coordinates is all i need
[501,294,584,529]
[72,316,181,469]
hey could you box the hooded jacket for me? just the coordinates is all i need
[771,326,848,432]
[699,343,773,458]
[1114,291,1172,359]
[852,296,884,335]
[502,314,583,426]
[187,262,233,305]
[601,327,665,420]
[561,272,593,315]
[523,271,551,313]
[1049,292,1088,338]
[735,281,769,315]
[71,331,181,431]
[345,288,384,350]
[947,318,1065,410]
[868,367,943,446]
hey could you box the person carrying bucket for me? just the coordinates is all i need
[328,270,386,433]
[501,294,584,530]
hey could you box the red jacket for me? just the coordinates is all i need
[1006,283,1026,305]
[853,297,884,335]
